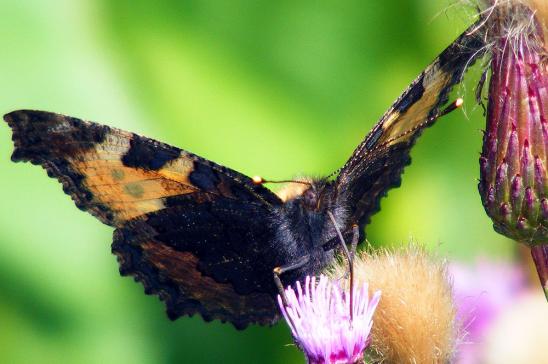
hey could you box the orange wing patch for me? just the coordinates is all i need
[376,62,453,147]
[72,132,197,224]
[4,110,204,227]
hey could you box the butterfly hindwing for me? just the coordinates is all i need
[335,25,485,229]
[112,195,281,329]
[5,110,283,328]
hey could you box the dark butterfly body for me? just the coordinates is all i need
[4,26,484,329]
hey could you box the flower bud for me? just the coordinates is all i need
[478,0,548,297]
[479,1,548,245]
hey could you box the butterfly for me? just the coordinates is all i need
[4,25,484,329]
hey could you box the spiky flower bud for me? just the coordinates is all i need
[478,0,548,297]
[479,1,548,244]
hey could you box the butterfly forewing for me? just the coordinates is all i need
[334,24,485,230]
[5,110,283,328]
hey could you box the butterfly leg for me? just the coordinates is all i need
[327,212,353,266]
[336,225,359,281]
[476,59,490,115]
[350,224,359,261]
[273,254,310,306]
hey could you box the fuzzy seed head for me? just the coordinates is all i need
[330,246,457,364]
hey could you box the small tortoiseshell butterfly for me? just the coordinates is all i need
[4,26,484,329]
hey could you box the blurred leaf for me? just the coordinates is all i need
[0,1,514,363]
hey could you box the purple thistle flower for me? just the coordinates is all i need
[450,260,527,364]
[278,275,381,364]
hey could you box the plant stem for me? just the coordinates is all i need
[530,245,548,301]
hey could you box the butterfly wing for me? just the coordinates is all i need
[335,25,485,230]
[5,110,283,328]
[112,196,281,329]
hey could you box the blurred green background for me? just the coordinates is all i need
[0,1,515,363]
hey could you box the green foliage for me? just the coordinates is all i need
[0,1,513,363]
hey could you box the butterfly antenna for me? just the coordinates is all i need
[252,176,312,187]
[440,97,464,118]
[327,211,354,322]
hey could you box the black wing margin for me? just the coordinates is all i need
[335,24,486,230]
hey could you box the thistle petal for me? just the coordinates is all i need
[278,275,380,364]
